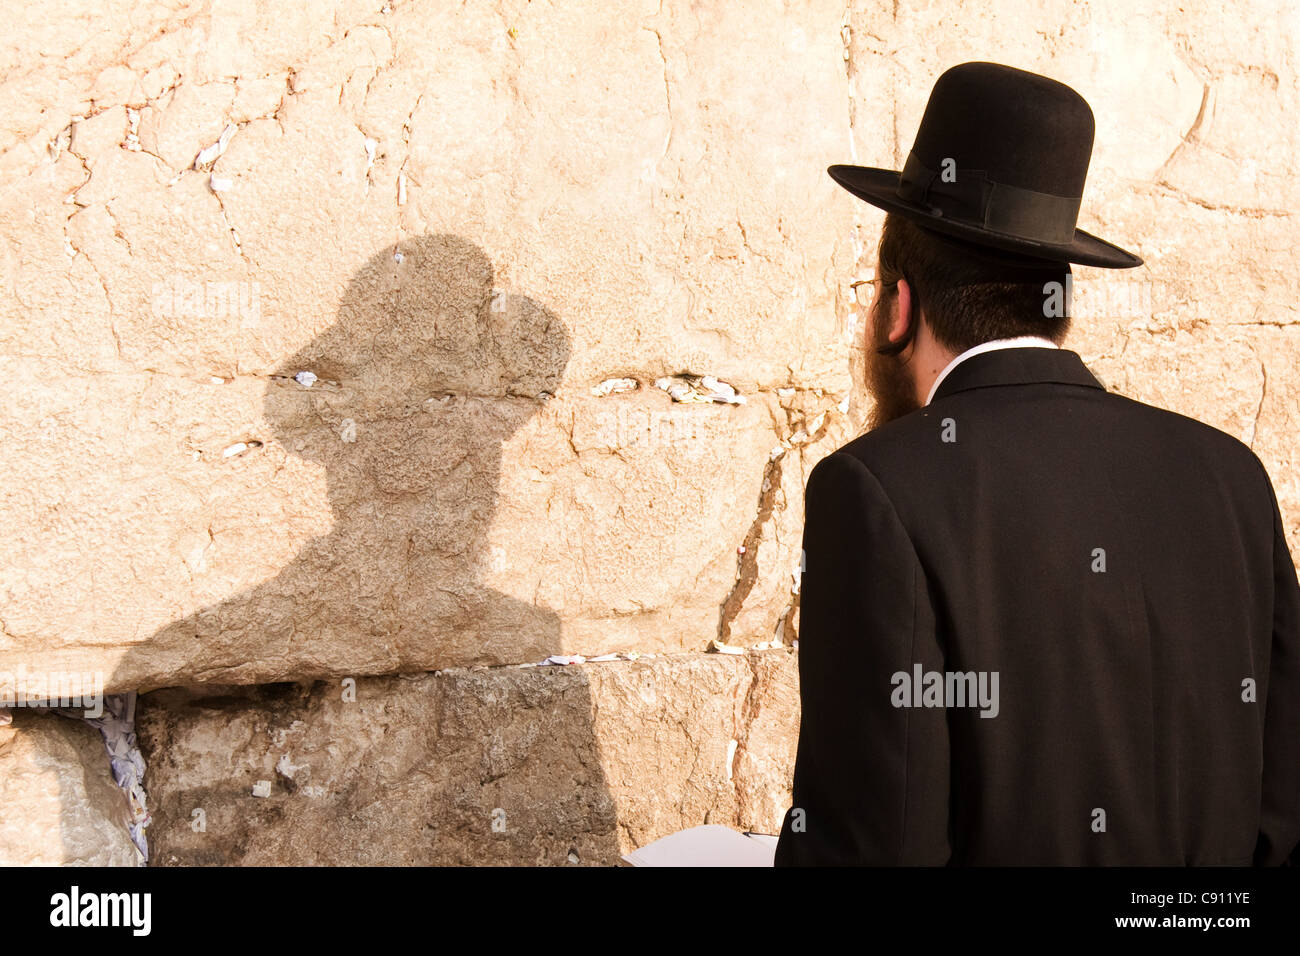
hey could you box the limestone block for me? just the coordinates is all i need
[2,0,858,693]
[135,649,798,865]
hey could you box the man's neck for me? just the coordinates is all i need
[919,335,1063,406]
[908,323,957,409]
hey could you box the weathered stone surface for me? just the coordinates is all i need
[0,710,139,866]
[0,0,859,689]
[719,386,858,648]
[135,649,798,865]
[4,0,1300,866]
[10,1,1296,694]
[0,226,853,694]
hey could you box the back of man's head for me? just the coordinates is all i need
[875,212,1074,356]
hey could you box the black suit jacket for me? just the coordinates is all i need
[774,347,1300,866]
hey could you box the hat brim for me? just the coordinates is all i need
[828,164,1143,269]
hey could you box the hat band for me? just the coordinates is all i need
[896,151,1081,246]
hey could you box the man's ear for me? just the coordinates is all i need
[886,278,914,347]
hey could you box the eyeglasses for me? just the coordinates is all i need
[848,277,876,311]
[849,274,916,356]
[849,275,899,312]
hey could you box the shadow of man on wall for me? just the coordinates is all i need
[104,234,623,865]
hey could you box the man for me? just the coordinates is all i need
[774,62,1300,866]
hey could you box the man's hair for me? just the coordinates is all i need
[873,212,1073,356]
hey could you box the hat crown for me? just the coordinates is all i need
[823,60,1142,268]
[910,62,1095,198]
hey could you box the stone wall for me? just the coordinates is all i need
[136,650,797,865]
[0,709,140,866]
[2,0,1297,864]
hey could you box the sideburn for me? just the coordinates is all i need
[862,291,922,430]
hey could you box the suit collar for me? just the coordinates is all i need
[924,335,1059,404]
[928,347,1105,403]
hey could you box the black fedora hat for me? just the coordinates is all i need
[829,61,1142,269]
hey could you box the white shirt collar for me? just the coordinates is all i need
[924,335,1061,406]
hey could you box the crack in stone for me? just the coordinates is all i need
[1246,346,1267,450]
[715,397,837,645]
[1145,181,1293,218]
[208,187,249,265]
[728,647,766,824]
[840,5,858,164]
[396,92,424,235]
[735,218,775,265]
[716,451,785,646]
[640,7,673,166]
[1155,81,1211,179]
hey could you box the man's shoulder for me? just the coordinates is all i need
[1089,389,1269,489]
[827,387,1267,487]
